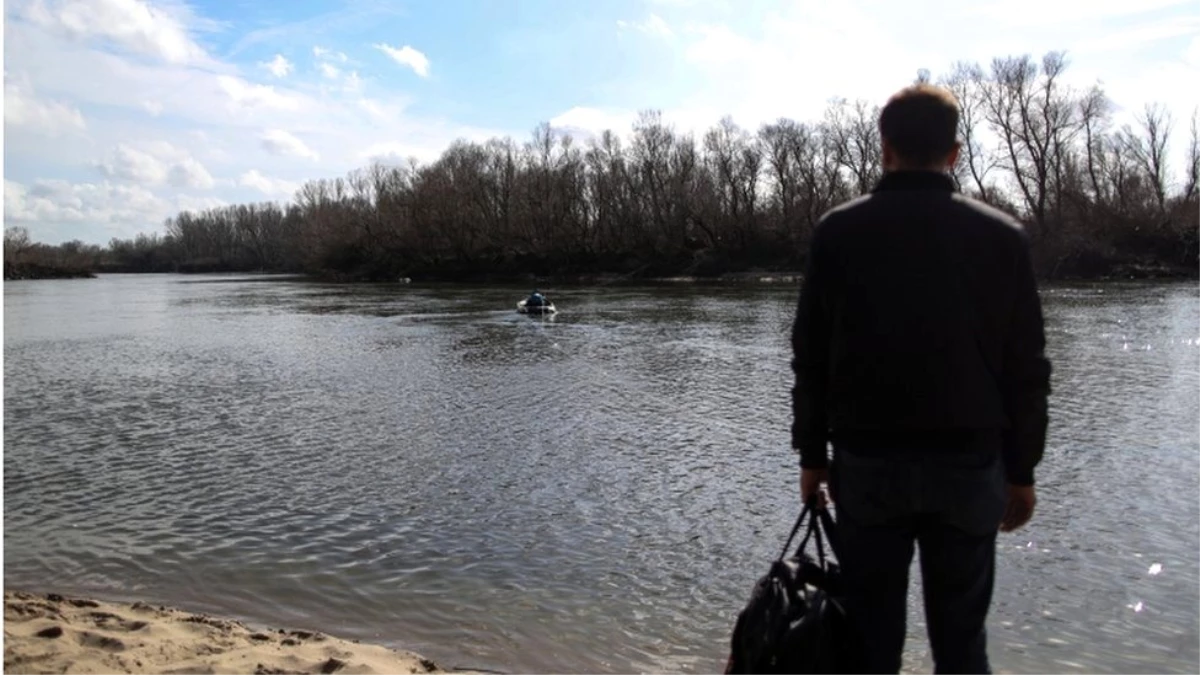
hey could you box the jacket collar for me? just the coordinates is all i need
[873,170,957,193]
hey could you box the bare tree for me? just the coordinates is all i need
[1123,103,1172,217]
[631,110,676,250]
[982,52,1078,238]
[759,119,803,237]
[1183,108,1199,204]
[1078,84,1112,208]
[4,226,31,267]
[943,61,996,201]
[87,49,1196,282]
[824,98,882,195]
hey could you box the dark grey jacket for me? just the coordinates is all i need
[791,171,1051,485]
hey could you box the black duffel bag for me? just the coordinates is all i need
[725,496,850,674]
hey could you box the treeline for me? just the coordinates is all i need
[4,227,158,279]
[7,51,1199,282]
[3,227,98,279]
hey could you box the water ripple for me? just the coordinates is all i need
[4,277,1198,673]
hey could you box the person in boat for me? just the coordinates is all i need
[526,290,546,308]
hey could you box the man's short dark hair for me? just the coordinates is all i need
[878,84,960,167]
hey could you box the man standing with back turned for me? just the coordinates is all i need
[791,84,1051,674]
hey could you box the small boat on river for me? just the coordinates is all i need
[517,299,557,315]
[517,290,557,315]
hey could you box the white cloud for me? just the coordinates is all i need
[548,105,732,142]
[359,141,446,165]
[5,178,171,234]
[239,170,300,198]
[1071,15,1200,55]
[175,194,228,212]
[579,2,958,134]
[5,19,242,125]
[320,62,341,79]
[260,129,319,161]
[310,45,362,91]
[95,142,214,189]
[967,0,1195,28]
[375,43,430,77]
[549,107,637,138]
[617,14,674,38]
[5,177,231,241]
[4,76,87,135]
[355,121,500,166]
[96,144,168,184]
[681,23,755,66]
[314,68,363,94]
[4,0,1196,247]
[1186,36,1200,67]
[22,0,211,65]
[217,75,302,111]
[260,53,293,77]
[1,3,511,244]
[589,0,1200,181]
[358,98,388,120]
[313,45,347,62]
[167,156,215,189]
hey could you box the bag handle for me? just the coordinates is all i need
[785,495,841,567]
[795,497,826,567]
[815,502,841,560]
[777,499,813,561]
[778,494,839,564]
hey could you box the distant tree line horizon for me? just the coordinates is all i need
[5,51,1198,283]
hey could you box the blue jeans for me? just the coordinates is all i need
[830,445,1006,674]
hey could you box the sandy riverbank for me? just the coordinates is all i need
[3,591,454,675]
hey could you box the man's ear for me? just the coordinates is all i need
[945,141,962,170]
[881,137,895,171]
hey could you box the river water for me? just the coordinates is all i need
[4,274,1198,673]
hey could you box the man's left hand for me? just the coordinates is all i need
[800,467,829,506]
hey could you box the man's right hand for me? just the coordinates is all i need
[1000,484,1036,532]
[800,467,829,507]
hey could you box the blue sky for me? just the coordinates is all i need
[5,0,1199,244]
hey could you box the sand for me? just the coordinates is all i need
[3,591,452,675]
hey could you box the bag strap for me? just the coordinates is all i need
[781,495,845,568]
[795,502,827,567]
[777,500,812,561]
[814,503,841,561]
[794,495,844,566]
[814,514,827,564]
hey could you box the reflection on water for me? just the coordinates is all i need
[4,274,1198,673]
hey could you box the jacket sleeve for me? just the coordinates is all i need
[1001,231,1052,486]
[791,224,833,469]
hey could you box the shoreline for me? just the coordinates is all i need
[3,590,465,675]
